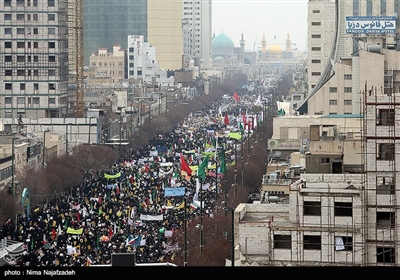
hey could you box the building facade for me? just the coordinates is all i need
[84,0,183,71]
[299,0,400,116]
[0,0,69,119]
[182,0,212,69]
[88,44,126,84]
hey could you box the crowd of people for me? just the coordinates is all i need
[0,92,263,267]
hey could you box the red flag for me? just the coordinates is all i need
[224,114,229,125]
[233,91,239,102]
[180,154,192,176]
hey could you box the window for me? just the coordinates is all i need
[335,236,353,251]
[16,0,24,6]
[311,47,321,51]
[344,87,352,93]
[377,176,395,195]
[48,0,55,7]
[48,14,55,21]
[274,235,291,249]
[5,42,12,48]
[33,70,38,76]
[4,0,11,7]
[376,109,395,126]
[329,87,337,93]
[377,247,395,263]
[33,14,38,21]
[377,143,395,160]
[17,14,24,20]
[5,83,12,90]
[49,98,56,104]
[34,83,39,90]
[49,83,56,90]
[49,55,56,62]
[5,70,12,76]
[303,201,321,216]
[312,10,320,13]
[303,235,321,250]
[311,22,321,26]
[344,74,352,80]
[17,97,25,104]
[344,100,352,105]
[17,28,25,34]
[34,56,38,62]
[329,100,337,105]
[377,211,395,229]
[17,70,25,76]
[320,158,330,164]
[49,42,55,48]
[33,42,38,48]
[33,97,39,104]
[311,34,321,38]
[20,83,25,90]
[311,59,321,63]
[33,28,38,34]
[334,202,352,217]
[48,28,55,35]
[5,97,12,104]
[5,28,12,35]
[311,72,321,76]
[17,42,25,48]
[48,69,55,76]
[4,14,11,20]
[17,56,25,62]
[293,95,301,101]
[5,56,12,62]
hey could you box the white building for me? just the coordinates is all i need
[127,35,174,87]
[182,0,212,69]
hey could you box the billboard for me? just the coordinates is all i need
[346,16,396,34]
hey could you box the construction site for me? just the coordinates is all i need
[232,88,399,266]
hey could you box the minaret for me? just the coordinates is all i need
[286,31,291,52]
[240,32,245,64]
[261,32,267,61]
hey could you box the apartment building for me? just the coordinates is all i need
[0,0,69,119]
[88,44,126,84]
[182,0,212,69]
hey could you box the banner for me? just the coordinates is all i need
[164,187,185,197]
[66,227,84,235]
[104,172,121,179]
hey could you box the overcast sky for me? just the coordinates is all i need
[212,0,308,52]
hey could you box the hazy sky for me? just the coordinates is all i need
[212,0,308,52]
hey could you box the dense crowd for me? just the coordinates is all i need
[0,92,262,267]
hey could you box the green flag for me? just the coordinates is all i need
[278,108,286,116]
[219,145,226,174]
[239,122,244,134]
[197,155,209,181]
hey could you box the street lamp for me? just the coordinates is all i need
[119,106,125,155]
[88,117,96,144]
[223,206,235,267]
[11,137,19,196]
[42,129,51,168]
[65,123,73,156]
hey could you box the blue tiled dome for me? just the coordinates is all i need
[212,32,234,49]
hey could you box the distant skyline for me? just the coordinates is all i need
[212,0,308,52]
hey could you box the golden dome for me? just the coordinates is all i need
[268,44,283,53]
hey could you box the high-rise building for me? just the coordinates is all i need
[298,0,400,116]
[84,0,182,71]
[182,0,212,69]
[0,0,69,119]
